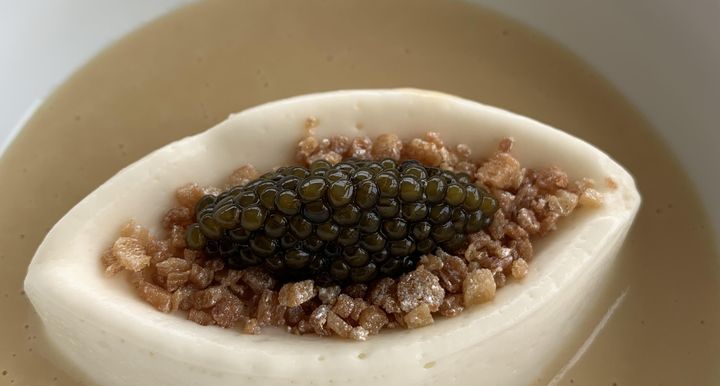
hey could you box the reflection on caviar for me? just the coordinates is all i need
[187,159,498,284]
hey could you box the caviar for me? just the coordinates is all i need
[187,159,498,284]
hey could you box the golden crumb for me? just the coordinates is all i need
[102,132,602,340]
[463,269,496,306]
[511,258,529,279]
[579,188,604,208]
[227,165,258,188]
[371,134,403,160]
[304,116,318,135]
[498,137,514,152]
[112,237,150,272]
[404,304,434,328]
[605,177,618,190]
[278,280,316,307]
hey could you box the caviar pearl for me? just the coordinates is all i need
[187,158,498,284]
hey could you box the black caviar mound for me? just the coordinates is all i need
[186,159,498,285]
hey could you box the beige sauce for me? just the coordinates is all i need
[1,0,718,384]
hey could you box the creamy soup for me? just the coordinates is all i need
[0,0,718,385]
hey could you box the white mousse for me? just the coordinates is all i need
[25,89,640,386]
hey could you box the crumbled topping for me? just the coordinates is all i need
[437,252,468,294]
[331,294,355,319]
[401,137,443,166]
[579,188,603,208]
[371,134,403,160]
[296,137,319,163]
[112,237,150,272]
[326,311,353,338]
[463,269,496,306]
[358,306,389,335]
[439,294,464,318]
[349,326,369,341]
[278,280,316,307]
[403,304,434,328]
[397,266,445,313]
[103,132,603,339]
[309,305,331,336]
[346,136,373,160]
[227,165,258,188]
[318,285,341,304]
[476,152,523,190]
[511,258,529,280]
[188,309,214,326]
[212,295,244,328]
[175,183,206,210]
[137,281,172,313]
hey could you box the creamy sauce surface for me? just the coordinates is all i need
[0,0,718,384]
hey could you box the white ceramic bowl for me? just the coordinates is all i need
[24,89,639,386]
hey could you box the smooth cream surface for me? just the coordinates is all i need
[24,90,639,386]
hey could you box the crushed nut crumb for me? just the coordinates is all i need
[112,237,150,272]
[511,258,529,280]
[278,280,316,307]
[463,269,496,306]
[104,133,601,339]
[404,304,434,328]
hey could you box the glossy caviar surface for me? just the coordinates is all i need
[186,159,498,284]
